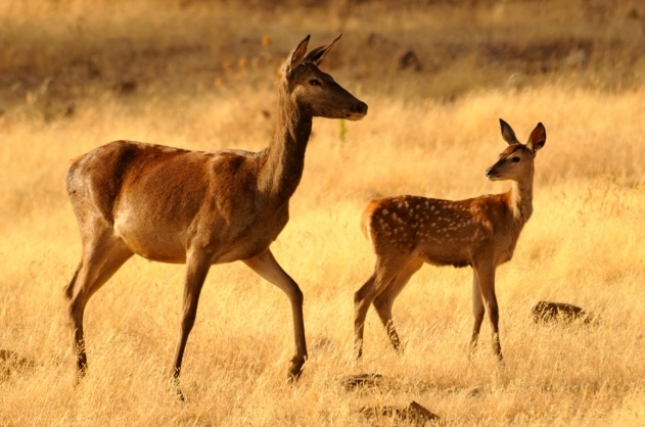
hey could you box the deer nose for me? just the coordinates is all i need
[485,167,498,179]
[345,100,368,120]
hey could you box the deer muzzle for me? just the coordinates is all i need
[345,100,368,121]
[485,166,501,180]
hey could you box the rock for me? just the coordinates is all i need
[407,401,440,423]
[341,373,384,391]
[114,80,137,95]
[532,301,594,324]
[0,349,37,380]
[360,401,440,425]
[398,50,422,71]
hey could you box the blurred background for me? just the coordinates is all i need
[2,0,645,121]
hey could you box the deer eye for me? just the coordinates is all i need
[511,157,521,163]
[309,79,321,86]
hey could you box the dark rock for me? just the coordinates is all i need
[114,80,137,95]
[0,349,37,380]
[532,301,594,324]
[360,401,440,425]
[398,50,422,71]
[341,373,384,391]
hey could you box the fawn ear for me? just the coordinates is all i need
[281,35,310,76]
[499,118,519,145]
[527,122,546,151]
[302,34,341,66]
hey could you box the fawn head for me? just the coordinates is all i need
[281,35,368,121]
[485,119,546,182]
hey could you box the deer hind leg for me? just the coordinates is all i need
[372,257,424,354]
[64,263,81,300]
[353,255,411,359]
[353,274,376,360]
[67,231,134,377]
[243,249,307,382]
[472,263,503,361]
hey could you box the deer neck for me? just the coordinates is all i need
[258,85,313,204]
[507,169,534,225]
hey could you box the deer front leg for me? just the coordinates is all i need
[171,251,211,400]
[243,249,307,381]
[473,262,503,361]
[470,269,485,354]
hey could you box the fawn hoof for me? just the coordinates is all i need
[170,376,186,402]
[75,360,88,385]
[287,355,306,382]
[354,344,363,361]
[393,344,404,356]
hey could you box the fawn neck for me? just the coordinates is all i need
[506,168,534,224]
[257,83,313,203]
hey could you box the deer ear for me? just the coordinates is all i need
[526,122,546,151]
[499,118,518,145]
[302,34,341,66]
[281,35,310,76]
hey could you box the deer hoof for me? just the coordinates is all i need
[287,355,306,382]
[169,377,186,402]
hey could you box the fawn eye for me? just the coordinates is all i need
[309,79,321,86]
[511,157,521,163]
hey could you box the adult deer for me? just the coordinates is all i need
[354,119,546,361]
[64,35,367,395]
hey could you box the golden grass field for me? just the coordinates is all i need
[2,0,645,425]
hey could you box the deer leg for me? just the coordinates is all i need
[353,274,376,360]
[243,249,307,382]
[68,234,133,377]
[470,269,485,354]
[373,258,423,354]
[353,255,409,360]
[171,251,211,399]
[64,262,81,300]
[473,263,503,361]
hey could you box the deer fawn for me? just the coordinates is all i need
[354,119,546,361]
[64,35,367,397]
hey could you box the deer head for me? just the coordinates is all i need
[485,119,546,182]
[280,35,368,121]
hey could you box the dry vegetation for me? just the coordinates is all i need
[2,0,645,425]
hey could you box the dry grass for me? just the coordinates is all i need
[2,1,645,426]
